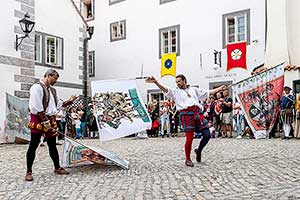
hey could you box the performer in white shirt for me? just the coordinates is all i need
[146,74,226,167]
[25,69,77,181]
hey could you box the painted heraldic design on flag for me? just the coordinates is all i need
[232,63,284,139]
[61,136,129,169]
[91,79,151,141]
[161,53,176,77]
[227,42,247,71]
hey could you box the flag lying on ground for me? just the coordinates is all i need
[161,53,176,77]
[61,136,129,169]
[91,79,151,141]
[232,63,284,139]
[227,42,247,71]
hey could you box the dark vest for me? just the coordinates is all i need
[38,82,58,111]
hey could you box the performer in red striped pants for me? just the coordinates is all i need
[146,75,225,167]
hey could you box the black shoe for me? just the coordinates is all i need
[25,172,33,181]
[194,149,201,162]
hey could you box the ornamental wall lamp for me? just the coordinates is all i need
[213,50,222,70]
[87,26,94,39]
[15,13,35,51]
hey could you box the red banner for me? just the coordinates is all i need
[227,42,247,71]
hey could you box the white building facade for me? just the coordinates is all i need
[88,0,266,101]
[265,0,300,91]
[0,0,86,134]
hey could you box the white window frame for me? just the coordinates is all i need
[109,0,126,6]
[45,35,63,68]
[160,0,176,4]
[110,20,126,42]
[88,51,95,77]
[159,25,180,58]
[225,14,247,45]
[34,33,42,64]
[222,9,250,48]
[80,0,95,20]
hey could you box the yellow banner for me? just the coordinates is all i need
[161,53,176,77]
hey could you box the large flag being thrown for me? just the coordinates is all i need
[91,79,151,141]
[232,63,284,139]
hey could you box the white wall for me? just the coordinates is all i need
[0,1,22,131]
[0,64,20,130]
[286,0,300,87]
[90,0,266,100]
[0,0,21,58]
[265,0,289,67]
[265,0,300,87]
[55,87,81,100]
[287,0,300,66]
[35,0,84,98]
[0,0,85,131]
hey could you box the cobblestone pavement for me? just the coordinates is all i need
[1,137,300,200]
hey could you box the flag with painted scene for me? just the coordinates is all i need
[232,63,284,139]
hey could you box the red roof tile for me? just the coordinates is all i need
[284,65,300,71]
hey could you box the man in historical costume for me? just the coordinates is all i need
[280,86,295,139]
[25,69,77,181]
[146,75,225,167]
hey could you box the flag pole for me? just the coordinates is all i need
[229,62,285,87]
[135,76,149,80]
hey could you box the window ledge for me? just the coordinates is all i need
[35,63,63,69]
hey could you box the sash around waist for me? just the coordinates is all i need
[180,105,201,113]
[28,113,57,135]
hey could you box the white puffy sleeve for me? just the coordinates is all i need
[29,84,44,114]
[57,99,64,111]
[165,88,176,99]
[196,88,209,101]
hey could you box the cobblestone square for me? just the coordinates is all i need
[1,137,300,200]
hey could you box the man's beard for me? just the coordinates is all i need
[178,85,186,89]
